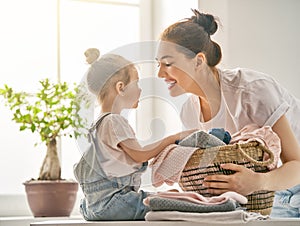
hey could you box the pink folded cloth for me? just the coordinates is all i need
[149,144,198,187]
[144,191,248,206]
[230,124,281,170]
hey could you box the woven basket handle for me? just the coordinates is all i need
[235,142,275,167]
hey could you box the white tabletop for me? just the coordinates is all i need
[30,218,300,226]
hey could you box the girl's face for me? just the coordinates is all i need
[156,41,197,97]
[123,67,141,109]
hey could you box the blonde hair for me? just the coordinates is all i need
[84,48,100,65]
[86,54,133,104]
[98,65,133,104]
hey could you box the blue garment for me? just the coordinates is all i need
[270,184,300,218]
[73,114,150,220]
[208,128,231,144]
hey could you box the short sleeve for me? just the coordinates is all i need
[242,78,290,127]
[99,114,137,149]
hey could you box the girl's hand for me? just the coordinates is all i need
[202,163,263,196]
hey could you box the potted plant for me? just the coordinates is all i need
[0,78,87,217]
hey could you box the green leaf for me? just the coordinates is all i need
[31,124,36,132]
[0,78,88,145]
[20,125,27,131]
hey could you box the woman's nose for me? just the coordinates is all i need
[157,66,166,78]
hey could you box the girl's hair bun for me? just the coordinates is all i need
[84,48,100,65]
[190,9,218,36]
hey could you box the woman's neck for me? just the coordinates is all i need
[195,67,221,122]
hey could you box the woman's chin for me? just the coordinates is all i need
[168,84,186,97]
[132,101,139,108]
[169,88,185,97]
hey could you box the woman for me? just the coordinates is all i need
[156,9,300,218]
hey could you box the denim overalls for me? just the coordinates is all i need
[271,184,300,218]
[74,113,150,220]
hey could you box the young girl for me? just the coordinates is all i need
[74,53,194,221]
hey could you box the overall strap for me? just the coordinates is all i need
[85,112,111,178]
[89,112,111,133]
[74,112,112,182]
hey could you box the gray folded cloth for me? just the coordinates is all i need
[179,131,225,149]
[148,197,238,213]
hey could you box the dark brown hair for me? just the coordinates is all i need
[160,9,222,67]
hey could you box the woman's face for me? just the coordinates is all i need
[156,41,197,97]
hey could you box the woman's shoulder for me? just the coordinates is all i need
[219,67,277,90]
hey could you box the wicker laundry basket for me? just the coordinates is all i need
[179,141,275,215]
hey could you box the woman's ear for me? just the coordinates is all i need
[195,53,205,68]
[115,81,125,96]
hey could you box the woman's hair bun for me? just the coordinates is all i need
[190,9,218,36]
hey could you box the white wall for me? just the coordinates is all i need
[137,0,199,190]
[135,0,198,144]
[145,0,199,136]
[199,0,300,98]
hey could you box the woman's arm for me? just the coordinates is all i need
[118,129,196,163]
[203,115,300,196]
[261,115,300,190]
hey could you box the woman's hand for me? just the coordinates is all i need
[203,163,264,196]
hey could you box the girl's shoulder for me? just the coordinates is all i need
[102,113,130,125]
[93,113,130,129]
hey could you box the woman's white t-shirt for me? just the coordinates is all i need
[180,68,300,141]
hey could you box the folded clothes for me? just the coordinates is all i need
[144,191,248,206]
[145,210,269,223]
[145,196,238,213]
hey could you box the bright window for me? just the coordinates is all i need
[0,0,140,194]
[0,0,198,198]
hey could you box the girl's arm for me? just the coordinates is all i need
[118,129,196,163]
[203,115,300,196]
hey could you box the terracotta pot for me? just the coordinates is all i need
[23,180,78,217]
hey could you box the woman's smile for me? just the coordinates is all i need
[165,79,177,90]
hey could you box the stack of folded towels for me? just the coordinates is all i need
[143,191,268,223]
